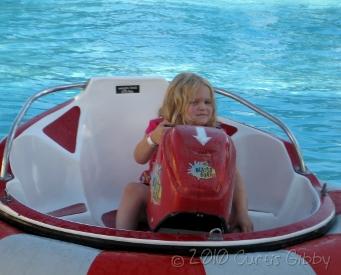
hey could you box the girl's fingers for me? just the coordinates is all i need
[160,119,172,127]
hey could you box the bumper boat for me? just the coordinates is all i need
[0,76,340,275]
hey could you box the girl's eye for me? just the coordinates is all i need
[189,99,212,105]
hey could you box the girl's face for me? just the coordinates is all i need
[184,84,214,126]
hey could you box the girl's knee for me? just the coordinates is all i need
[123,182,148,200]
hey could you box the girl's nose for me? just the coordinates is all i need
[198,101,206,109]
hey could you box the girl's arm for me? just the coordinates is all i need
[134,120,171,164]
[230,169,254,232]
[133,135,157,164]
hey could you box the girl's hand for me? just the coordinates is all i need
[149,120,172,145]
[229,211,254,233]
[134,119,173,164]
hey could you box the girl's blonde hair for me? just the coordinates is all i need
[159,72,217,126]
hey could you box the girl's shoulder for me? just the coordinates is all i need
[149,117,163,125]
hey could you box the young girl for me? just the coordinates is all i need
[116,72,253,232]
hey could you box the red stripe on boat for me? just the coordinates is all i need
[289,234,341,274]
[219,123,238,136]
[0,220,21,240]
[47,203,87,217]
[283,141,302,173]
[328,191,341,215]
[43,106,80,153]
[0,184,22,239]
[87,251,206,275]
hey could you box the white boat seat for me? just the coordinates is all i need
[76,77,169,225]
[222,118,320,230]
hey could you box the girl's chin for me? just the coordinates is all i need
[185,117,210,126]
[192,120,209,126]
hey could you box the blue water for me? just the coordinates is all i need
[0,0,340,187]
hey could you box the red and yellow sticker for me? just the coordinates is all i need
[188,161,216,180]
[150,164,162,204]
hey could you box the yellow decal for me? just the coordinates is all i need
[150,164,162,204]
[188,161,216,180]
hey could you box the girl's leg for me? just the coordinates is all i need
[116,182,148,230]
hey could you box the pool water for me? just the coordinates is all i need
[0,0,340,187]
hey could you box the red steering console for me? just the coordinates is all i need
[147,125,236,232]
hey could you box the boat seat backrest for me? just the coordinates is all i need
[220,118,297,216]
[76,77,169,224]
[228,120,319,225]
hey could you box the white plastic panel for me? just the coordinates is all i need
[76,76,169,224]
[9,105,87,214]
[218,117,320,228]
